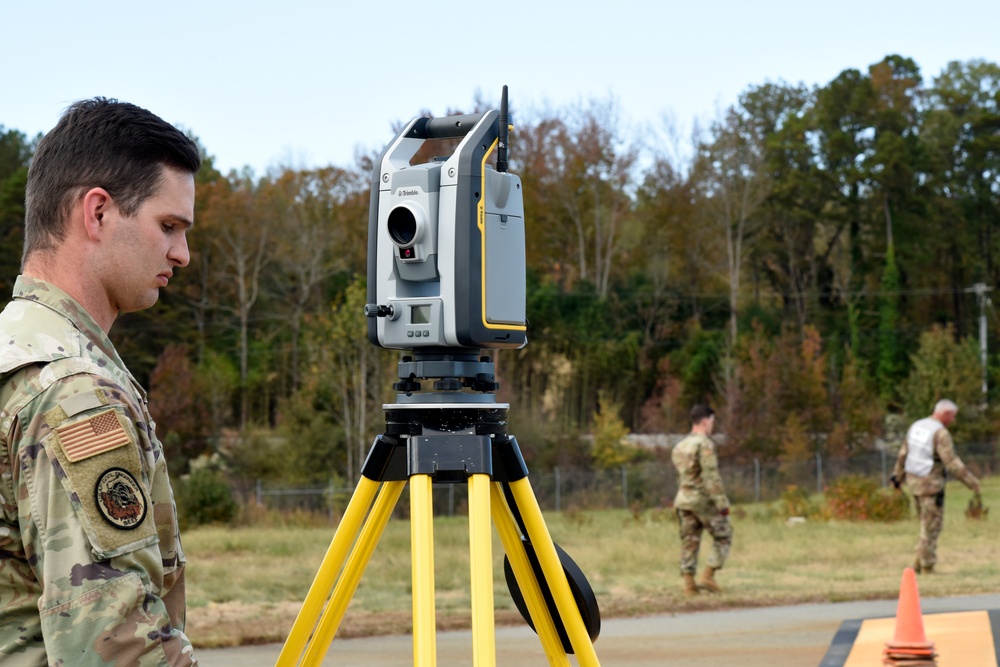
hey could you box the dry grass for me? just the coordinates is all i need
[183,477,999,648]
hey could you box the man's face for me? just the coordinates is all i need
[939,410,957,426]
[699,414,716,435]
[99,167,195,315]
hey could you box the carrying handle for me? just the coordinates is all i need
[406,113,490,139]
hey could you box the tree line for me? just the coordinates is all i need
[2,54,999,494]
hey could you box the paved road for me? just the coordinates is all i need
[195,593,1000,666]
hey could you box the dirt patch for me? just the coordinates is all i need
[186,591,851,649]
[187,602,527,648]
[184,597,720,648]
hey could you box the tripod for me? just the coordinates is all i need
[275,352,601,666]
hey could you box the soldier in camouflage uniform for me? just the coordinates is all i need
[891,399,980,574]
[0,99,200,665]
[671,404,732,596]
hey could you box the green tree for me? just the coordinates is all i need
[0,126,35,300]
[748,82,826,332]
[631,148,692,343]
[293,279,395,482]
[827,350,884,456]
[590,391,635,470]
[923,60,1000,334]
[669,323,725,409]
[813,67,878,359]
[901,324,986,441]
[876,244,906,404]
[868,55,924,251]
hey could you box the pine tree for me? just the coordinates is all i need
[877,244,906,404]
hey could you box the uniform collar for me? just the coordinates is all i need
[12,275,141,393]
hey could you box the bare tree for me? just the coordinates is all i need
[302,281,394,483]
[265,166,365,390]
[203,171,271,429]
[694,105,771,344]
[517,98,640,297]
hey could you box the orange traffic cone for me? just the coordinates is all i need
[883,567,937,665]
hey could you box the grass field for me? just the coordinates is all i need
[182,477,999,648]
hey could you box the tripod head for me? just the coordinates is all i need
[391,347,501,405]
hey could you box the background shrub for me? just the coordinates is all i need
[825,474,909,522]
[779,484,824,519]
[176,455,239,528]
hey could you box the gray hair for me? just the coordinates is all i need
[934,399,958,415]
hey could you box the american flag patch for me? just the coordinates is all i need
[55,410,131,463]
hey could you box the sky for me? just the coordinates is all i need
[4,0,1000,175]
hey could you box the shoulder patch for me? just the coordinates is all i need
[94,468,148,529]
[55,408,130,462]
[44,405,157,556]
[59,389,108,418]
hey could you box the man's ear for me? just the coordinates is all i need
[81,187,114,241]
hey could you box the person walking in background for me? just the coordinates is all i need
[891,399,981,574]
[0,98,201,664]
[671,404,733,596]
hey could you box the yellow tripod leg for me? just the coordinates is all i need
[300,480,406,666]
[490,483,571,667]
[509,478,601,667]
[468,474,496,667]
[276,476,381,667]
[410,474,437,666]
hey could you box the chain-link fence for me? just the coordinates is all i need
[248,451,998,519]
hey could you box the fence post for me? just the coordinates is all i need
[621,465,628,508]
[881,447,888,488]
[753,458,760,503]
[256,479,262,507]
[555,467,561,513]
[328,479,335,525]
[816,452,823,494]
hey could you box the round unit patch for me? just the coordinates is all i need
[94,468,148,529]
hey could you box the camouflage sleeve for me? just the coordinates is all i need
[698,437,730,511]
[13,373,196,666]
[935,429,980,492]
[891,440,907,481]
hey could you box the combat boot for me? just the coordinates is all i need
[682,573,700,596]
[698,566,723,593]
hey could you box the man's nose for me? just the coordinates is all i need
[170,233,190,267]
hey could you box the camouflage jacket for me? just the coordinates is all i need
[671,433,730,513]
[0,276,195,666]
[891,419,979,497]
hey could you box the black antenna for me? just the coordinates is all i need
[497,85,509,173]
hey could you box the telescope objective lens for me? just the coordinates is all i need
[387,207,418,246]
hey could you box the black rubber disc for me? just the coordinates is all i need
[503,538,601,653]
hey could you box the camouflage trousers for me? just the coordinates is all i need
[676,508,733,574]
[914,492,945,569]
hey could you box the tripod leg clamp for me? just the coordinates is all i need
[360,435,409,482]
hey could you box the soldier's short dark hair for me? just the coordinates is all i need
[690,404,715,425]
[23,97,201,266]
